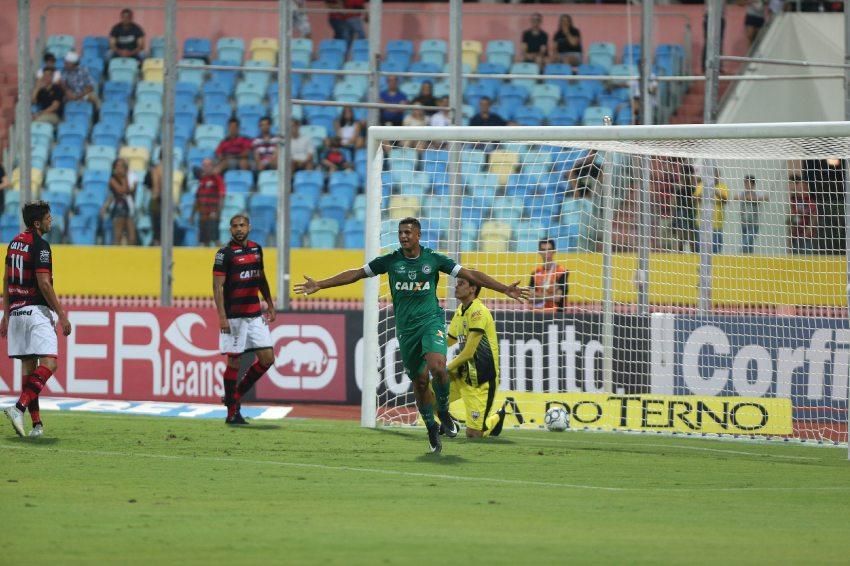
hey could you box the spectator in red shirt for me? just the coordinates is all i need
[194,158,226,247]
[788,173,817,255]
[215,118,253,174]
[327,0,365,46]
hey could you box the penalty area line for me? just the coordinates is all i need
[2,444,848,492]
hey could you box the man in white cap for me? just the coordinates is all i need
[61,51,100,110]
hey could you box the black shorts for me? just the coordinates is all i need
[199,218,219,243]
[745,13,765,28]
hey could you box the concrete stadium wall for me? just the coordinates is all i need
[4,1,748,74]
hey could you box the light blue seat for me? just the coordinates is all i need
[30,144,50,170]
[125,123,157,152]
[350,39,369,62]
[318,194,348,226]
[308,217,339,249]
[65,100,94,124]
[45,168,77,194]
[293,170,325,203]
[582,105,614,126]
[291,38,313,66]
[334,80,366,101]
[328,170,359,207]
[257,170,279,195]
[216,37,245,64]
[31,122,54,147]
[509,62,539,90]
[342,219,364,249]
[300,125,327,150]
[419,39,447,67]
[318,39,347,63]
[74,190,104,220]
[57,120,88,147]
[135,80,163,105]
[531,83,562,116]
[290,193,316,234]
[150,36,166,59]
[248,194,277,242]
[622,44,641,66]
[108,57,139,83]
[388,146,418,172]
[194,124,225,149]
[134,100,163,124]
[244,60,273,89]
[223,170,253,194]
[235,80,266,107]
[514,106,545,127]
[486,39,515,60]
[42,190,73,218]
[50,144,83,169]
[47,34,75,59]
[178,58,206,86]
[84,144,117,174]
[184,37,212,61]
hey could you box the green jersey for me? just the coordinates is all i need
[365,247,461,331]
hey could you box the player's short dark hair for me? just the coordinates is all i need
[121,8,133,17]
[23,201,51,229]
[259,116,271,124]
[228,117,240,126]
[398,217,421,231]
[230,213,250,225]
[539,238,555,251]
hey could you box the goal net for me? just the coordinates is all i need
[361,123,850,445]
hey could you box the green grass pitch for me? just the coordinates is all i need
[2,412,850,564]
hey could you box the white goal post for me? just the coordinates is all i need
[361,122,850,448]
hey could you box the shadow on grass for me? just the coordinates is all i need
[415,453,467,465]
[234,424,283,431]
[4,436,60,445]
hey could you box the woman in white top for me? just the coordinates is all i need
[335,106,363,150]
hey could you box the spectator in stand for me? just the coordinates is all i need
[0,154,9,213]
[742,0,767,46]
[529,239,568,312]
[293,0,312,38]
[788,173,817,255]
[327,0,365,46]
[193,158,225,247]
[803,158,845,254]
[735,174,768,254]
[521,13,549,69]
[470,97,506,127]
[413,81,437,115]
[701,8,727,74]
[429,96,451,127]
[335,106,364,151]
[109,8,146,59]
[379,76,407,126]
[694,169,729,253]
[101,158,137,246]
[289,120,315,172]
[403,107,428,128]
[36,53,61,84]
[31,67,64,125]
[670,158,698,253]
[215,118,253,174]
[552,14,582,67]
[61,51,100,110]
[321,137,352,173]
[252,116,279,172]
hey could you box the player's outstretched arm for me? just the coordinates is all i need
[36,273,71,336]
[294,268,367,295]
[458,268,531,301]
[212,274,229,333]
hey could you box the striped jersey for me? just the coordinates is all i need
[212,240,265,319]
[5,230,53,312]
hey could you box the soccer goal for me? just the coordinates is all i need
[361,122,850,446]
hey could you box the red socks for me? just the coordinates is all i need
[16,365,53,413]
[233,360,272,402]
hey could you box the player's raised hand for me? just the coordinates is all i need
[294,275,319,296]
[504,281,531,302]
[58,313,72,336]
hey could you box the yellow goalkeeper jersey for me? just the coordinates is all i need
[447,298,499,387]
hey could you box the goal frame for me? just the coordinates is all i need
[361,122,850,452]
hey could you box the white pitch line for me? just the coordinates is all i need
[2,444,847,493]
[510,434,822,461]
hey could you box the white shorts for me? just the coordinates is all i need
[7,305,58,359]
[219,316,273,355]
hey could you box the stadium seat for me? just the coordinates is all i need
[257,170,279,195]
[208,64,238,95]
[488,151,520,184]
[250,37,278,63]
[102,79,132,102]
[622,43,641,66]
[0,214,19,243]
[223,170,253,194]
[50,144,82,170]
[308,217,339,249]
[349,38,368,62]
[244,60,273,89]
[47,34,75,59]
[30,144,49,171]
[462,40,483,71]
[85,141,117,174]
[235,80,266,107]
[202,102,233,130]
[30,122,54,147]
[333,81,365,103]
[42,190,73,218]
[108,57,139,83]
[300,125,327,150]
[530,83,562,116]
[419,39,447,67]
[216,37,245,64]
[341,218,364,249]
[247,194,277,243]
[318,39,347,62]
[609,64,638,87]
[125,123,157,152]
[119,146,150,172]
[135,80,164,105]
[142,58,164,82]
[194,123,225,149]
[149,36,166,59]
[45,167,77,193]
[67,214,97,244]
[318,194,348,226]
[178,58,205,86]
[290,193,316,234]
[82,36,106,59]
[387,195,421,221]
[184,37,212,61]
[583,105,614,126]
[293,170,325,203]
[65,100,94,124]
[328,170,359,206]
[509,62,539,90]
[291,38,313,66]
[57,120,88,148]
[486,39,515,60]
[514,106,545,127]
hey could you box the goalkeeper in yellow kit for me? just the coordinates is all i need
[446,278,520,438]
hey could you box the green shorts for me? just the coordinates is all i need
[398,318,447,379]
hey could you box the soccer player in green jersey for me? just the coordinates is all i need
[295,217,529,453]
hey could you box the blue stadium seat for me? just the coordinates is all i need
[582,105,614,126]
[102,80,133,103]
[342,218,365,248]
[293,170,324,203]
[81,55,104,84]
[187,147,214,171]
[317,194,348,226]
[235,80,266,107]
[64,100,94,124]
[68,214,97,245]
[47,34,75,59]
[82,35,107,59]
[497,83,529,109]
[290,193,316,234]
[194,124,225,151]
[308,217,339,249]
[514,106,545,127]
[178,58,206,86]
[202,102,233,130]
[176,80,200,100]
[150,36,166,59]
[42,190,73,218]
[236,104,266,137]
[350,39,369,62]
[328,170,359,206]
[82,169,110,192]
[108,57,139,83]
[101,99,130,126]
[216,37,245,64]
[135,80,163,105]
[125,123,156,152]
[30,122,54,147]
[50,144,82,170]
[248,194,277,243]
[257,170,279,195]
[175,217,199,247]
[45,165,78,193]
[408,62,441,85]
[57,120,88,147]
[0,214,20,242]
[74,190,104,219]
[291,38,313,66]
[530,83,562,116]
[622,44,641,66]
[184,37,212,61]
[318,39,347,63]
[223,170,253,194]
[419,39,447,67]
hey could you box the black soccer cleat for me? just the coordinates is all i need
[438,411,459,438]
[225,411,249,425]
[426,421,442,454]
[489,405,508,437]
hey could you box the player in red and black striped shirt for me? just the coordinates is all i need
[2,201,72,438]
[213,214,275,425]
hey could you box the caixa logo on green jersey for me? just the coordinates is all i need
[651,315,850,408]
